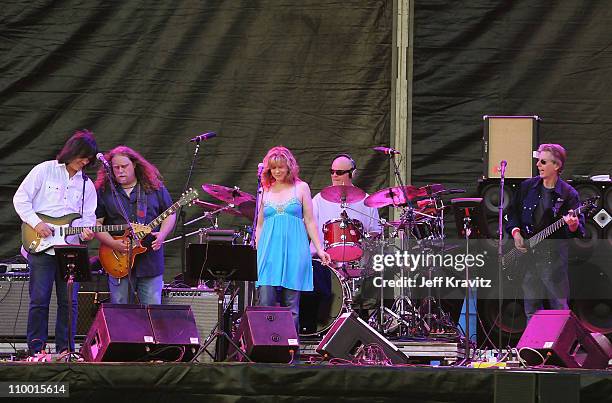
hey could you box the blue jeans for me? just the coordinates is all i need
[108,274,163,304]
[522,248,569,322]
[27,253,79,353]
[257,286,301,333]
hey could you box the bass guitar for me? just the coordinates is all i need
[98,188,198,279]
[502,196,598,277]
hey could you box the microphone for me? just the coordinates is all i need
[258,163,265,176]
[96,153,110,169]
[373,146,400,155]
[189,132,217,142]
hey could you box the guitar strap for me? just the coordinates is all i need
[135,184,147,225]
[81,173,88,217]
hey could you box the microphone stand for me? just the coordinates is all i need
[497,161,507,352]
[176,140,202,277]
[102,162,138,303]
[251,168,263,248]
[244,167,263,307]
[385,152,416,336]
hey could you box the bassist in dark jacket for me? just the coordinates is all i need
[506,143,585,322]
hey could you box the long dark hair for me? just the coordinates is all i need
[56,129,98,168]
[94,145,163,192]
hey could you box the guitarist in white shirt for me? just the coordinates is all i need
[13,129,98,354]
[506,143,585,322]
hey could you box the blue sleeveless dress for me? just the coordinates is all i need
[256,187,313,291]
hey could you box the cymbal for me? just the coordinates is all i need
[193,200,242,217]
[202,184,255,205]
[320,185,366,204]
[364,185,422,208]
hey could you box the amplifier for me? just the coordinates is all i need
[0,278,58,338]
[162,288,222,344]
[0,276,108,339]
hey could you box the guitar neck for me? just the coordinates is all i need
[527,204,583,249]
[65,224,130,236]
[148,200,183,229]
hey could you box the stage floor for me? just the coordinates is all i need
[0,360,611,403]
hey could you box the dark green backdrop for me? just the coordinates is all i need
[412,1,611,189]
[2,1,610,281]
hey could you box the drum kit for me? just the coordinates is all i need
[174,181,461,340]
[303,182,461,339]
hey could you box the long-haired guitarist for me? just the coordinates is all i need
[13,129,98,354]
[94,145,175,305]
[506,143,585,322]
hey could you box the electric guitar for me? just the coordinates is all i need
[21,213,149,254]
[98,188,199,279]
[502,196,598,277]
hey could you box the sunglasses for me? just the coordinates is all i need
[537,159,555,165]
[329,169,352,176]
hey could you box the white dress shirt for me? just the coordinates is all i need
[13,160,97,251]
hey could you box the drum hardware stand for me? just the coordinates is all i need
[164,205,230,245]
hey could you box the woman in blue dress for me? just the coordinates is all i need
[255,146,331,332]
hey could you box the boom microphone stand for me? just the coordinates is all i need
[451,198,489,364]
[497,160,507,351]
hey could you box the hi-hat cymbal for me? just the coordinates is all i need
[202,184,255,205]
[364,185,422,208]
[320,185,366,204]
[193,200,243,217]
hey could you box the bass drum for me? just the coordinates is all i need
[299,264,350,336]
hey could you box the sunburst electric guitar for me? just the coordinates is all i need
[98,188,199,279]
[21,214,149,254]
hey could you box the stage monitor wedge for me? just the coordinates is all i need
[483,115,540,179]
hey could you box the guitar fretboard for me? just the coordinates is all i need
[148,199,186,229]
[64,224,129,236]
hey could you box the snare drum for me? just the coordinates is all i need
[323,218,364,262]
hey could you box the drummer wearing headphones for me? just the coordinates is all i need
[311,154,381,252]
[300,154,381,334]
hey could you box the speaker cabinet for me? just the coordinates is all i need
[147,304,200,361]
[231,306,299,363]
[516,310,611,369]
[81,303,200,362]
[483,115,539,179]
[316,312,408,364]
[477,299,527,348]
[81,304,153,362]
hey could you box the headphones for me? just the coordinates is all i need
[332,153,357,178]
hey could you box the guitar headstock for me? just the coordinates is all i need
[179,188,199,206]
